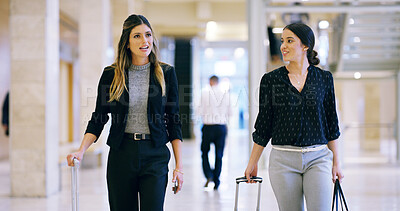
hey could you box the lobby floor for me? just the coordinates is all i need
[0,130,399,211]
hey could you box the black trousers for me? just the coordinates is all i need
[201,124,227,187]
[106,138,171,211]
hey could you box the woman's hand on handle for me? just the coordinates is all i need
[327,140,344,183]
[332,164,344,183]
[67,151,84,167]
[244,142,265,183]
[66,133,97,167]
[245,163,258,183]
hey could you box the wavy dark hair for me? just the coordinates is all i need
[284,23,320,65]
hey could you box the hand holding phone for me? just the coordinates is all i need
[172,180,178,194]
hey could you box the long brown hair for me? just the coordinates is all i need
[109,14,165,102]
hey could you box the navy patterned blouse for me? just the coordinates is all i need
[252,65,340,147]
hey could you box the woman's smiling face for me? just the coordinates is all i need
[128,24,153,63]
[280,29,308,62]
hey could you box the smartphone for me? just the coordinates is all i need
[172,180,178,194]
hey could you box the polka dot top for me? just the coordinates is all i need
[252,65,340,147]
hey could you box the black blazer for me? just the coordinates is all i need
[85,63,182,149]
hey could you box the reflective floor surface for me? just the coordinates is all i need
[0,130,399,211]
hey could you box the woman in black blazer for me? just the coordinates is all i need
[67,14,183,211]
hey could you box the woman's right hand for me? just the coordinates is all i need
[244,163,258,183]
[66,151,84,167]
[66,133,97,166]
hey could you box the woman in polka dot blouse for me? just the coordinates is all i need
[244,23,344,211]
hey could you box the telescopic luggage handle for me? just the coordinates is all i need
[234,176,263,211]
[73,157,80,168]
[236,176,263,184]
[72,158,80,211]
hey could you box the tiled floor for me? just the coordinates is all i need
[0,130,399,211]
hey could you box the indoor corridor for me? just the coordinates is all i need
[1,1,400,211]
[0,129,399,211]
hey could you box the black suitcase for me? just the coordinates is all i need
[234,176,263,211]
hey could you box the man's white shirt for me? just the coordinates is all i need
[197,85,232,125]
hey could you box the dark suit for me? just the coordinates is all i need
[85,63,182,211]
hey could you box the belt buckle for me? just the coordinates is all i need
[134,133,141,141]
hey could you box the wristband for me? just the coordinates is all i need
[174,169,184,174]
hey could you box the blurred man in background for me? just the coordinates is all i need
[198,75,232,190]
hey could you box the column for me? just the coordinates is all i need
[247,0,267,143]
[362,83,380,150]
[79,0,111,166]
[111,0,144,59]
[247,0,268,166]
[397,73,400,162]
[111,0,132,58]
[10,0,59,196]
[131,0,145,15]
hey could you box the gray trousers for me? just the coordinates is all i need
[269,145,333,211]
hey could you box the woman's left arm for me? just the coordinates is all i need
[327,140,344,183]
[171,139,183,194]
[164,65,184,193]
[324,71,343,183]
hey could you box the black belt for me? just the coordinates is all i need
[124,133,151,141]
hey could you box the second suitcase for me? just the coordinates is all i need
[234,176,263,211]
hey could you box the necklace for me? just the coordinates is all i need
[292,75,301,85]
[290,74,303,86]
[287,66,308,87]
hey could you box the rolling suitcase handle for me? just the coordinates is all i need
[234,176,263,211]
[71,158,80,211]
